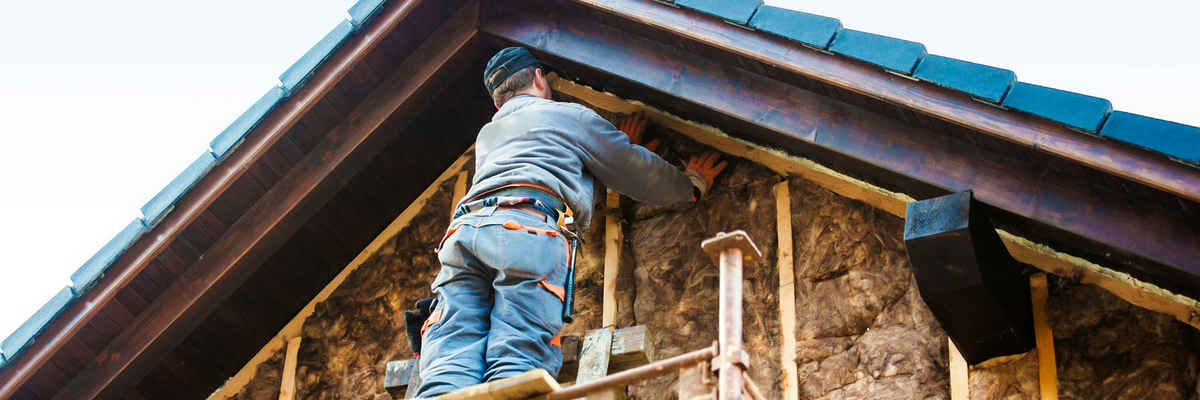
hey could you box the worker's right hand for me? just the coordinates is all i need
[619,111,661,152]
[685,151,728,198]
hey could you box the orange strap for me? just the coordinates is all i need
[549,334,562,348]
[539,280,566,302]
[503,220,558,237]
[420,309,443,337]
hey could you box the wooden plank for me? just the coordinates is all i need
[602,190,621,328]
[773,181,799,400]
[452,170,469,217]
[383,359,417,391]
[277,337,302,400]
[1030,273,1058,400]
[607,325,651,372]
[429,369,559,400]
[52,6,481,399]
[208,148,475,400]
[575,328,620,400]
[948,339,968,400]
[550,77,1200,331]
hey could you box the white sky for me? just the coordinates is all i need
[0,1,1196,347]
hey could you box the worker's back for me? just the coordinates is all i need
[465,94,694,231]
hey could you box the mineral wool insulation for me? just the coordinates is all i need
[227,110,1199,400]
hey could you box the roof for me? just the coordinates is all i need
[1,0,1197,397]
[0,0,390,379]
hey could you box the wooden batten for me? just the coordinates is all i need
[278,337,302,400]
[452,170,469,216]
[550,77,1200,331]
[773,181,798,400]
[949,339,968,400]
[1030,273,1058,400]
[207,148,475,400]
[602,190,622,329]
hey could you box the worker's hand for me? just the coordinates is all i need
[618,111,661,152]
[685,151,728,198]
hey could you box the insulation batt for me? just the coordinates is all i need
[230,111,1199,400]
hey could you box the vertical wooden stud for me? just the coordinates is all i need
[278,336,302,400]
[602,189,621,328]
[451,170,469,217]
[1031,273,1058,400]
[774,180,799,400]
[949,338,968,400]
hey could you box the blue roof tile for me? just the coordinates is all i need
[914,55,1015,103]
[209,86,286,158]
[349,0,387,28]
[69,218,145,291]
[279,20,354,93]
[1101,111,1200,163]
[1,287,74,359]
[1002,82,1112,132]
[748,6,841,49]
[140,151,218,225]
[829,29,926,74]
[675,0,763,25]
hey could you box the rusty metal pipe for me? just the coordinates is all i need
[718,248,744,400]
[547,345,717,400]
[741,371,766,400]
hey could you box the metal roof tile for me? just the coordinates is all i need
[829,29,926,74]
[914,54,1015,103]
[209,86,286,158]
[349,0,387,28]
[1101,111,1200,163]
[279,20,354,93]
[0,287,75,360]
[748,6,841,49]
[69,218,146,291]
[1002,82,1112,132]
[140,151,218,226]
[675,0,763,25]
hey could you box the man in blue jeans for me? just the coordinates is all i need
[414,47,726,397]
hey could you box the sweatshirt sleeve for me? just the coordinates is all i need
[571,108,695,205]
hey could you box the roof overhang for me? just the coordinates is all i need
[2,0,1197,398]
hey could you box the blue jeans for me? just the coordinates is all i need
[414,206,569,397]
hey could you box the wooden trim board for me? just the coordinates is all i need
[774,181,798,400]
[551,77,1200,331]
[206,147,474,400]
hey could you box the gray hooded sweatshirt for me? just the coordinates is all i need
[459,94,695,231]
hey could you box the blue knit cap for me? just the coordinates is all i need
[483,47,542,94]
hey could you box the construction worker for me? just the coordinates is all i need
[413,47,727,396]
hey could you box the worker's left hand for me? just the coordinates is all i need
[685,151,728,198]
[619,111,661,152]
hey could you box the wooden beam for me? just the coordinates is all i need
[429,369,560,400]
[602,190,621,328]
[0,0,444,397]
[773,181,798,400]
[210,148,474,400]
[54,4,482,398]
[1030,273,1058,400]
[949,339,968,400]
[548,78,1200,331]
[277,337,301,400]
[560,325,651,383]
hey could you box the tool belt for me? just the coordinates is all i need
[453,184,575,231]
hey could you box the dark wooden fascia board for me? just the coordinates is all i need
[0,0,466,398]
[567,0,1200,205]
[478,4,1200,293]
[51,2,482,397]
